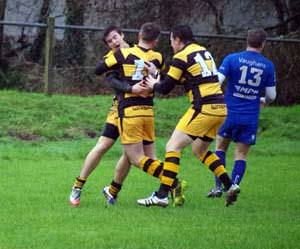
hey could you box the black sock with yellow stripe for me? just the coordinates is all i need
[200,151,232,191]
[139,156,163,179]
[157,151,181,198]
[108,180,122,198]
[73,176,87,189]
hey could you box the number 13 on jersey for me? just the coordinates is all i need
[239,66,263,87]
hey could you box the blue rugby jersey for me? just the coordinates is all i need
[219,50,276,122]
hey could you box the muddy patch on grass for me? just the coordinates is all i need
[8,130,42,141]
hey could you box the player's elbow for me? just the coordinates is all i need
[217,72,226,85]
[95,67,104,75]
[153,83,170,95]
[265,86,276,104]
[153,77,176,95]
[267,94,276,103]
[95,61,107,75]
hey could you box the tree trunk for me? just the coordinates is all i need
[64,0,85,66]
[205,0,224,34]
[29,0,51,63]
[271,0,289,35]
[288,0,300,31]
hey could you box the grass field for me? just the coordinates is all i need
[0,90,300,249]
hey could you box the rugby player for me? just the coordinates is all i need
[69,25,147,206]
[95,22,186,206]
[207,28,276,198]
[137,25,239,207]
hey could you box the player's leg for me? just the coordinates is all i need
[103,152,131,204]
[190,111,239,206]
[103,115,164,204]
[143,141,187,206]
[113,153,132,184]
[143,141,156,159]
[207,135,231,197]
[231,142,250,185]
[70,121,118,206]
[192,138,232,191]
[70,135,116,206]
[137,129,192,207]
[193,137,239,206]
[120,116,163,180]
[137,142,162,178]
[80,135,116,179]
[230,122,257,186]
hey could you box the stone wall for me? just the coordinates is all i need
[4,0,280,35]
[2,0,300,104]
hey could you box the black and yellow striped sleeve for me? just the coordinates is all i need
[167,58,186,81]
[95,59,108,75]
[106,71,132,93]
[95,49,124,75]
[105,49,124,69]
[155,53,164,70]
[153,75,177,95]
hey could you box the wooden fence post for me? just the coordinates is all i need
[44,16,54,95]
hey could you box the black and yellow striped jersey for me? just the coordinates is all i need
[104,45,163,84]
[154,42,224,110]
[96,45,164,89]
[103,50,114,60]
[97,47,135,94]
[95,45,164,117]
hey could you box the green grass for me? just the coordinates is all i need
[0,90,189,140]
[0,90,300,249]
[1,90,300,141]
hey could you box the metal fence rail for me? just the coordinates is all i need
[1,19,300,104]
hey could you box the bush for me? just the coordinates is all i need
[0,67,28,90]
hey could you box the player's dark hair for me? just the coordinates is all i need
[140,22,161,42]
[247,29,267,48]
[171,25,194,44]
[102,25,123,44]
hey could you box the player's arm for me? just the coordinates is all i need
[260,87,276,106]
[145,61,159,78]
[218,55,231,85]
[146,74,177,95]
[217,72,226,85]
[265,86,276,103]
[95,59,109,75]
[106,71,132,93]
[260,64,277,105]
[95,50,122,75]
[145,58,183,95]
[145,53,165,79]
[106,71,150,95]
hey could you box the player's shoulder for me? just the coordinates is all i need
[220,51,247,67]
[103,49,113,59]
[225,51,243,60]
[259,54,275,68]
[122,44,147,56]
[118,46,134,58]
[150,49,163,61]
[173,43,202,62]
[248,52,275,71]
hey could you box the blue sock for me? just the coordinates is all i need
[231,160,246,185]
[215,150,226,189]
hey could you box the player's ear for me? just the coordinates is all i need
[151,39,157,48]
[175,37,181,44]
